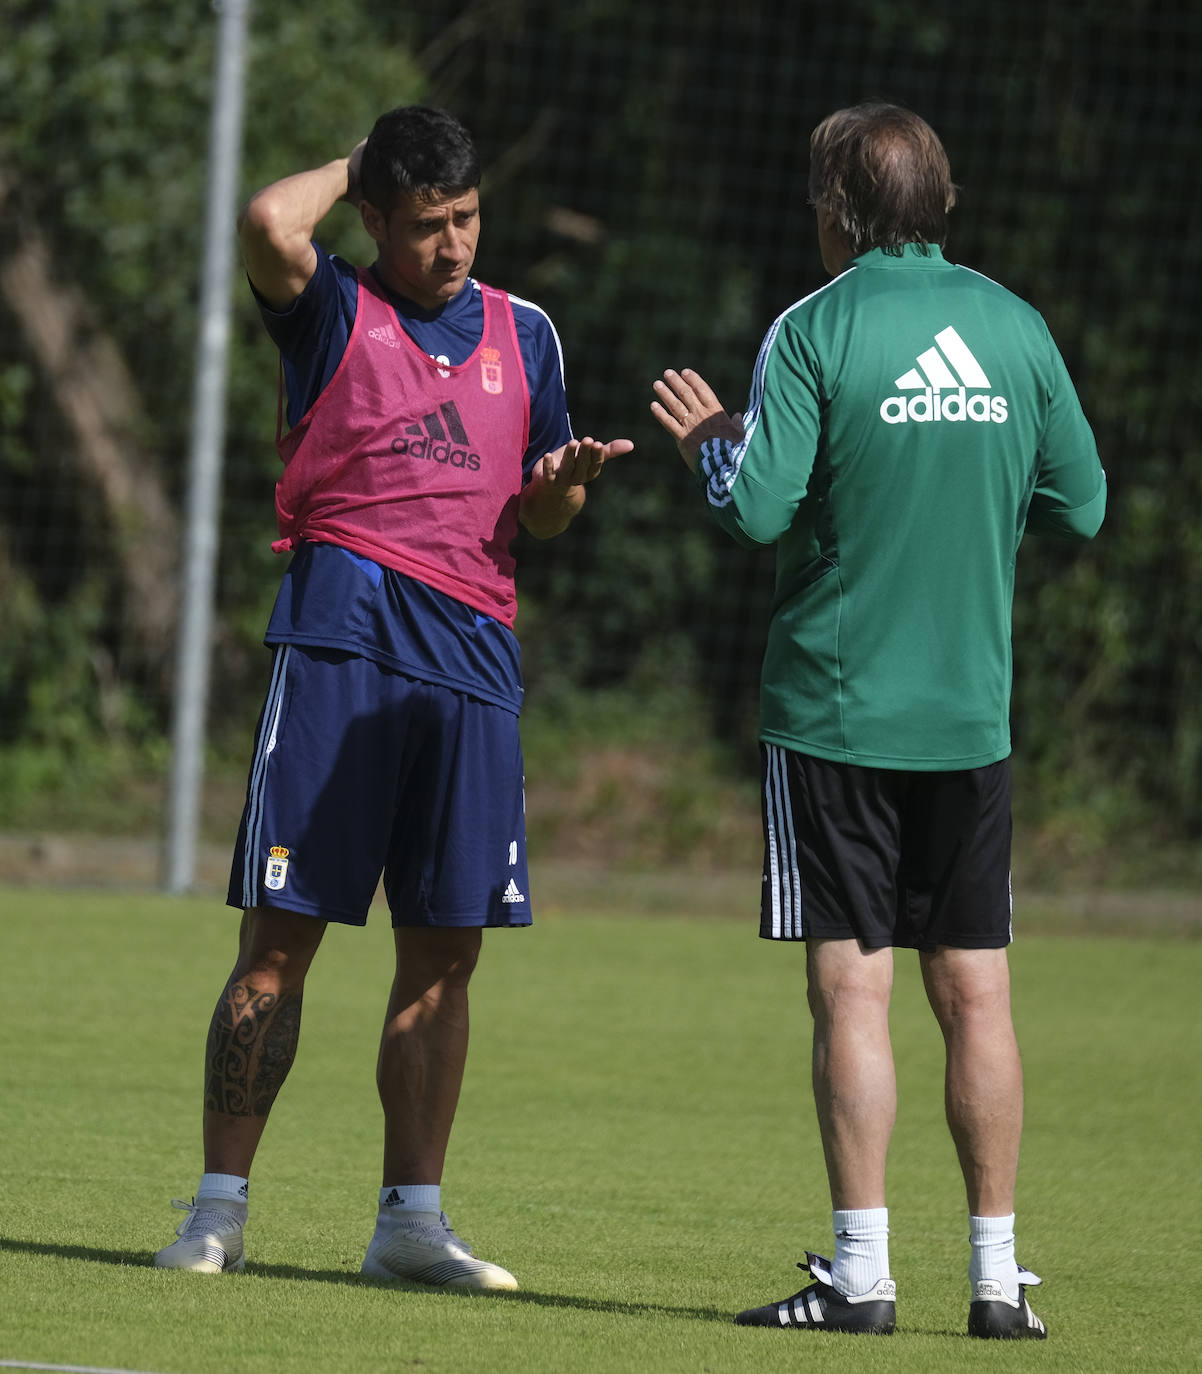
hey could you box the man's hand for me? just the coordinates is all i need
[519,435,633,539]
[651,368,744,472]
[343,138,367,208]
[538,436,627,489]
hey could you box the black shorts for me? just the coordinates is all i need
[759,744,1013,950]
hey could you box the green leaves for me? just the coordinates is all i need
[2,0,1200,854]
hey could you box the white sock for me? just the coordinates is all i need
[197,1173,249,1214]
[832,1207,890,1296]
[969,1213,1019,1301]
[378,1184,441,1220]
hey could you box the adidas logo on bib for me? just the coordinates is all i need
[502,877,525,904]
[880,325,1008,425]
[368,322,401,348]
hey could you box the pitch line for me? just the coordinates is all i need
[0,1360,175,1374]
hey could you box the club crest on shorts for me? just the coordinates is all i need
[480,346,503,394]
[265,845,290,891]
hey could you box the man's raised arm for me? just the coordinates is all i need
[236,141,365,309]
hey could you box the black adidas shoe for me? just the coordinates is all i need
[735,1251,896,1334]
[968,1265,1047,1339]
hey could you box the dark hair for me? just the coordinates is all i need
[808,102,957,255]
[359,106,481,215]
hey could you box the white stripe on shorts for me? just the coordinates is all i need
[763,744,803,939]
[241,644,292,908]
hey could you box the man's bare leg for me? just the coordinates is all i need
[806,937,897,1210]
[729,937,898,1326]
[362,925,517,1289]
[155,907,325,1271]
[919,945,1022,1217]
[377,926,482,1185]
[203,907,327,1176]
[921,943,1042,1335]
[804,937,897,1305]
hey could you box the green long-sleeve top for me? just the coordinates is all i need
[697,244,1106,770]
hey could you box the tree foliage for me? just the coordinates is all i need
[2,0,1200,842]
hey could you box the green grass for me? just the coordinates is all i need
[1,884,1200,1373]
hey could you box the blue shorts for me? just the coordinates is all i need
[228,645,532,928]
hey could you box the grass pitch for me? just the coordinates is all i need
[1,880,1199,1373]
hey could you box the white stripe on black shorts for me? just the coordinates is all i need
[759,743,1013,950]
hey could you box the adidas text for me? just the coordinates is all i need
[502,878,525,904]
[391,434,481,469]
[880,388,1009,425]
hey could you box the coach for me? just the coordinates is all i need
[652,102,1104,1339]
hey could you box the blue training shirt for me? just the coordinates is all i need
[252,247,575,713]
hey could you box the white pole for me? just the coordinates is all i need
[163,0,251,892]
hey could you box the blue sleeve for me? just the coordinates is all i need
[250,246,358,427]
[511,299,574,481]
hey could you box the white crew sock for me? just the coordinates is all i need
[378,1184,441,1221]
[196,1173,249,1215]
[969,1212,1019,1301]
[831,1207,890,1296]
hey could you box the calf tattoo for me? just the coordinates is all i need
[204,978,302,1117]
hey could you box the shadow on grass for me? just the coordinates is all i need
[1,1238,729,1324]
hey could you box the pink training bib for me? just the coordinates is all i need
[273,272,532,627]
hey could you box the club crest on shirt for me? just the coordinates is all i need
[481,347,503,394]
[265,845,290,891]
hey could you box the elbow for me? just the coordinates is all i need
[1073,491,1108,542]
[1028,479,1107,541]
[716,510,782,548]
[237,190,289,255]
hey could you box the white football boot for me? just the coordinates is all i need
[362,1210,517,1290]
[153,1197,246,1273]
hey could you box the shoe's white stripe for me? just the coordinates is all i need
[410,1258,489,1282]
[805,1291,824,1323]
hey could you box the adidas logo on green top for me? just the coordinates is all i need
[879,326,1009,425]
